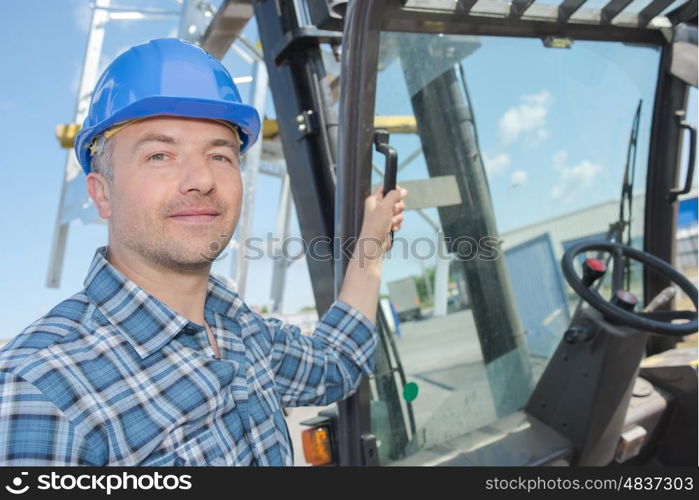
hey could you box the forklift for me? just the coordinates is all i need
[60,0,690,466]
[233,0,697,466]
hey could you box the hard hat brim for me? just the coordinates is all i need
[75,96,261,175]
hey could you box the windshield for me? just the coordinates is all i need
[368,31,661,464]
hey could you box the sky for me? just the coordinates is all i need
[0,0,696,339]
[372,30,697,284]
[0,0,315,339]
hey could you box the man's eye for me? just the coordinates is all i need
[147,153,167,161]
[211,154,232,163]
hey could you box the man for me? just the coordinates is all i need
[0,38,406,466]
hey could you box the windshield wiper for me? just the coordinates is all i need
[572,100,642,317]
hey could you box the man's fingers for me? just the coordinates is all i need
[391,214,405,231]
[369,185,406,205]
[383,186,408,205]
[366,185,384,202]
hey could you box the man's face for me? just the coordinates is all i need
[94,116,243,271]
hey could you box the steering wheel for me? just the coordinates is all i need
[561,242,698,336]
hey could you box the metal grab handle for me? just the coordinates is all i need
[374,129,398,245]
[669,110,696,202]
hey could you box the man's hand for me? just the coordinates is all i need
[338,185,407,325]
[359,185,408,253]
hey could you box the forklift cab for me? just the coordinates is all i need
[286,0,698,466]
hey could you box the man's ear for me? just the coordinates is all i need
[86,172,112,219]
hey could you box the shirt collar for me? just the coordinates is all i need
[84,246,243,358]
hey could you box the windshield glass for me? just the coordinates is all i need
[368,31,660,464]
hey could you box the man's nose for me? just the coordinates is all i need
[178,155,216,195]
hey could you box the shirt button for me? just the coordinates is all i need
[183,325,196,335]
[174,456,185,466]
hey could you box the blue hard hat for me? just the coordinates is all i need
[75,38,261,175]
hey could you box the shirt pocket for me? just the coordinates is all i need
[143,428,233,466]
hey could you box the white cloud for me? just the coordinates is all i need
[553,149,567,170]
[550,150,602,201]
[484,153,510,177]
[499,91,553,146]
[510,170,528,188]
[72,0,92,33]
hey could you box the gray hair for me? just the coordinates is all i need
[90,135,114,183]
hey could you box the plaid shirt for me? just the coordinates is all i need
[0,246,376,466]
